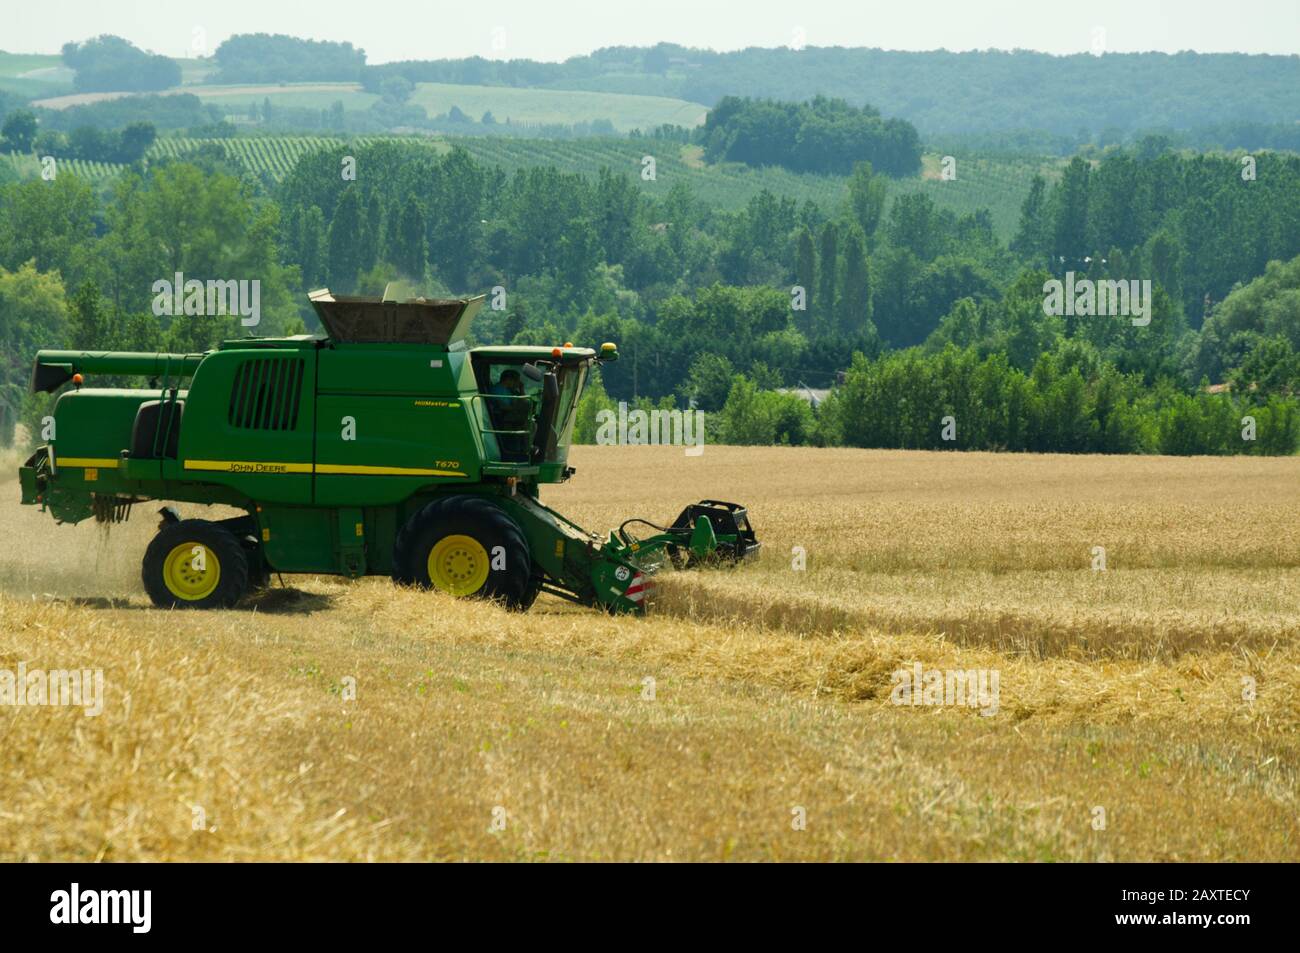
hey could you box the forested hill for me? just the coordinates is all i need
[366,45,1300,137]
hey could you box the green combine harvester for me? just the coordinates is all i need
[17,290,758,613]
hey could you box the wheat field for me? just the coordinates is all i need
[0,445,1297,861]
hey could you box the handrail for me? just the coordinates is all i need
[468,393,535,463]
[468,392,534,435]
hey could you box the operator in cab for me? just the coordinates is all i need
[487,368,531,461]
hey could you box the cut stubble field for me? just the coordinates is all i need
[0,446,1296,861]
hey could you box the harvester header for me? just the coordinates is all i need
[18,289,758,613]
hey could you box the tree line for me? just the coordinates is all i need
[212,34,367,84]
[61,35,180,93]
[700,96,921,176]
[356,44,1300,138]
[0,133,1297,453]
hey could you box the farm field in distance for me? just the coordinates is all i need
[1,445,1296,861]
[27,79,710,133]
[407,82,708,131]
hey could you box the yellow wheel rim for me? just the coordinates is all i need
[163,542,221,601]
[428,534,490,596]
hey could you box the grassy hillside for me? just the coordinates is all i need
[0,51,72,98]
[185,82,378,111]
[1,446,1296,860]
[0,52,65,76]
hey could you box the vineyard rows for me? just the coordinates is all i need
[1,152,127,182]
[4,136,1053,238]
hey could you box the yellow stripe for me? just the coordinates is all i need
[315,463,467,477]
[55,457,120,469]
[182,460,467,478]
[185,459,312,474]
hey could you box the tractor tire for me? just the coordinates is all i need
[142,519,250,610]
[392,495,534,610]
[518,575,543,611]
[247,554,272,592]
[235,536,271,591]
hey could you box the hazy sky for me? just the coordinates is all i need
[11,0,1300,61]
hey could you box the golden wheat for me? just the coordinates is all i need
[0,445,1296,860]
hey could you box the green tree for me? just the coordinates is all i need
[886,192,944,261]
[428,147,485,289]
[327,185,363,290]
[358,191,381,275]
[298,205,327,288]
[392,195,426,280]
[1010,174,1048,261]
[871,245,921,347]
[816,221,838,336]
[572,374,618,443]
[839,225,872,337]
[847,160,887,243]
[595,167,638,265]
[681,353,736,411]
[1051,157,1092,270]
[502,305,526,344]
[994,270,1064,372]
[1,109,38,152]
[68,280,113,350]
[117,121,156,163]
[0,263,67,446]
[719,375,814,445]
[794,225,815,335]
[0,175,98,285]
[1231,335,1299,399]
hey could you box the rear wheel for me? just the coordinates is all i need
[142,519,249,609]
[393,495,533,610]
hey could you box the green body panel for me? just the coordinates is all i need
[175,346,316,503]
[315,344,473,395]
[259,505,336,573]
[17,293,731,614]
[51,388,159,467]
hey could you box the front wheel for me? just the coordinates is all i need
[392,495,534,610]
[142,519,250,609]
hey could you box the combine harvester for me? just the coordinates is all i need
[17,291,758,613]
